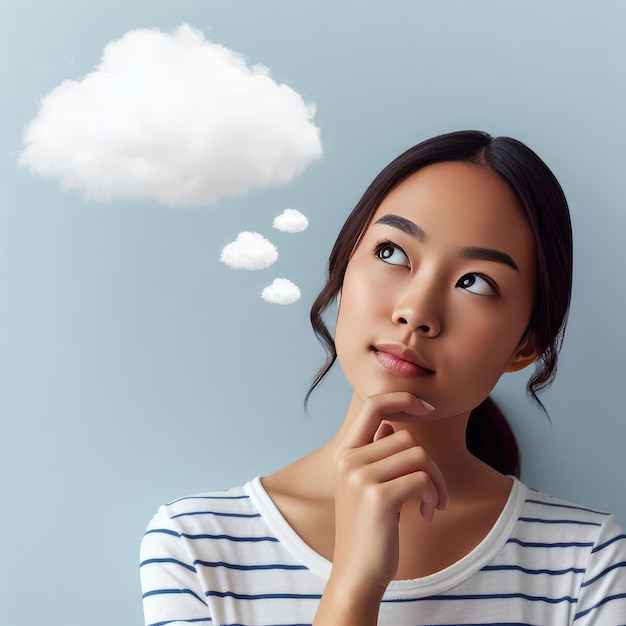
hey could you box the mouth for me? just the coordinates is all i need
[371,344,435,378]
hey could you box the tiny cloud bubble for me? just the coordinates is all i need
[18,24,322,206]
[273,208,309,233]
[261,278,301,304]
[220,232,278,270]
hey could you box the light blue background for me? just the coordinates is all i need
[2,1,625,624]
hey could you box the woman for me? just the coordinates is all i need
[140,131,626,625]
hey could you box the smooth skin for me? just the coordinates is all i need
[263,161,538,625]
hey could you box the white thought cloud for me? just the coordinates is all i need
[18,24,322,206]
[261,278,301,305]
[273,208,309,233]
[220,232,278,270]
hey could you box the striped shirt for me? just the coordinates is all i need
[140,477,626,626]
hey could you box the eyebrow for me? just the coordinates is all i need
[460,247,519,271]
[374,214,426,241]
[374,213,519,271]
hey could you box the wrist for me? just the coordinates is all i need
[313,572,386,626]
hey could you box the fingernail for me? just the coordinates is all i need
[419,399,435,411]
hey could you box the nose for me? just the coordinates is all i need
[392,279,442,337]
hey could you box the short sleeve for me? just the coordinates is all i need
[574,514,626,624]
[139,506,213,626]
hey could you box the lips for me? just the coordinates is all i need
[372,343,434,377]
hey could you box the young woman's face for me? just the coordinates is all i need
[335,161,537,419]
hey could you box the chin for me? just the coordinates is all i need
[352,377,429,402]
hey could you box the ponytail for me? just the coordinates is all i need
[466,397,520,478]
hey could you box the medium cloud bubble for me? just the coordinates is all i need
[18,24,322,206]
[220,232,278,270]
[261,278,301,305]
[273,208,309,233]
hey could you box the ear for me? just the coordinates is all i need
[505,334,539,373]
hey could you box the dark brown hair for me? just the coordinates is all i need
[466,397,521,477]
[306,130,573,413]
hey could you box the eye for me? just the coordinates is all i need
[456,273,499,296]
[374,241,410,267]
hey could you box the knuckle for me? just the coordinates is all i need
[412,471,435,498]
[333,449,354,473]
[346,467,368,491]
[414,470,429,488]
[405,444,426,463]
[334,450,364,483]
[363,481,386,506]
[395,429,416,446]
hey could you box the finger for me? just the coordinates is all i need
[373,471,442,522]
[342,427,449,512]
[421,500,437,523]
[364,444,448,511]
[342,392,434,449]
[373,421,394,442]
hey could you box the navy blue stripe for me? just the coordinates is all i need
[140,557,197,572]
[169,494,250,504]
[386,592,577,605]
[205,590,321,600]
[194,559,307,571]
[518,516,601,527]
[591,533,626,553]
[147,619,213,626]
[181,532,279,542]
[481,564,585,576]
[574,592,626,620]
[580,561,626,587]
[525,498,605,515]
[143,525,276,541]
[172,511,262,520]
[144,528,181,538]
[143,588,207,605]
[507,537,594,548]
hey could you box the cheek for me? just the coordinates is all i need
[434,329,516,416]
[335,264,391,358]
[449,312,528,381]
[336,271,369,347]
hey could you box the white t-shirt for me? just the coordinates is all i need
[140,476,626,625]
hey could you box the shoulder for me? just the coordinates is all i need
[147,481,260,534]
[516,484,622,533]
[519,486,615,524]
[516,490,626,622]
[140,480,271,569]
[513,483,626,558]
[163,483,254,516]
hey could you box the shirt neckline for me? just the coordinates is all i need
[247,474,527,598]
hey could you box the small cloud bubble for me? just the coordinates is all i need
[220,232,278,270]
[273,208,309,233]
[261,278,301,304]
[18,24,322,206]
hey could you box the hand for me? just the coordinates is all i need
[331,392,448,595]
